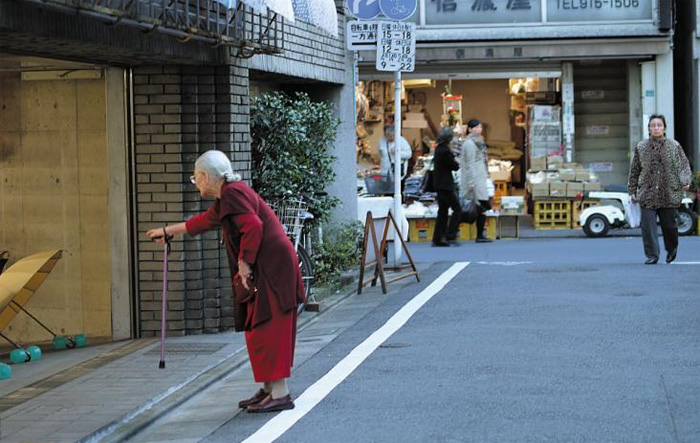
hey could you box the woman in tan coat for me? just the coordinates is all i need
[628,115,692,264]
[459,119,493,243]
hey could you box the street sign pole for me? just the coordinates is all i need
[393,69,402,267]
[353,0,416,269]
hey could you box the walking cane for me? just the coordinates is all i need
[155,228,172,369]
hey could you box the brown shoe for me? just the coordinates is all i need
[247,394,295,413]
[238,389,270,409]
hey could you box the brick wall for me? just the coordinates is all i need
[246,11,348,84]
[133,63,250,337]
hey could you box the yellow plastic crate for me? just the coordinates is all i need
[534,200,571,230]
[408,216,496,242]
[493,180,509,208]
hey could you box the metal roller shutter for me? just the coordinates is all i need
[574,61,630,187]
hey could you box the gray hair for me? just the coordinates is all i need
[194,150,241,183]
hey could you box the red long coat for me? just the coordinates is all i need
[186,181,305,382]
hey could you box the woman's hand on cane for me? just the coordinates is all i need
[147,222,186,244]
[147,227,172,245]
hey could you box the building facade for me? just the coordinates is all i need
[0,0,356,343]
[358,0,678,187]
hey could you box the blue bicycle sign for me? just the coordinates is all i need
[379,0,417,21]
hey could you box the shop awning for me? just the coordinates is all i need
[292,0,338,37]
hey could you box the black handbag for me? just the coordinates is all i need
[420,161,435,193]
[460,196,480,224]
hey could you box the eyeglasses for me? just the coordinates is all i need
[649,124,665,129]
[189,175,197,185]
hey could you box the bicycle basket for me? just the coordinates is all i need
[269,198,309,243]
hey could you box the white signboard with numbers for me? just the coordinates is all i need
[375,21,415,72]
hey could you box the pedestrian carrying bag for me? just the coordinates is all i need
[628,200,641,228]
[460,196,480,224]
[420,161,435,193]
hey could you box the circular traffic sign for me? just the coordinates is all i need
[348,0,381,20]
[379,0,417,21]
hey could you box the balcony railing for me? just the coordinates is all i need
[22,0,284,54]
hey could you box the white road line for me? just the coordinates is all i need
[671,261,700,265]
[241,262,470,443]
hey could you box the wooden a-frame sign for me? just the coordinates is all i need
[357,210,420,294]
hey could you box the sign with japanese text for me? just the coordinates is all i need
[376,22,416,72]
[347,21,380,50]
[426,0,541,26]
[423,0,652,26]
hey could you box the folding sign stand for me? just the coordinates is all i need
[357,211,387,295]
[357,211,420,295]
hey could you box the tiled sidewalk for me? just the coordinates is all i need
[0,286,361,443]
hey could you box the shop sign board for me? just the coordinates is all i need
[379,0,418,21]
[423,0,652,26]
[582,90,605,100]
[376,22,416,72]
[347,21,380,50]
[586,125,610,135]
[589,162,614,172]
[348,0,382,19]
[546,0,652,22]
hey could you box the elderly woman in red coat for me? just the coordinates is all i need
[147,150,305,413]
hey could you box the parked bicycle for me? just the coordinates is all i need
[270,197,316,314]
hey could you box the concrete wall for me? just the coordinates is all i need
[0,73,111,343]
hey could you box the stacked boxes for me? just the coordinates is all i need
[526,158,601,200]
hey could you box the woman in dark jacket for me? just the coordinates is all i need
[432,127,461,247]
[628,115,692,264]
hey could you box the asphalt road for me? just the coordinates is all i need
[199,235,700,443]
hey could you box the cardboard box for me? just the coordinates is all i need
[575,171,591,181]
[531,182,550,198]
[530,157,547,171]
[583,182,602,191]
[559,169,576,181]
[490,169,512,182]
[547,156,564,170]
[566,182,584,197]
[549,181,567,198]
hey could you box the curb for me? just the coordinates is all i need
[80,281,359,443]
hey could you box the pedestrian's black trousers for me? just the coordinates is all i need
[640,207,678,260]
[434,190,461,242]
[476,200,492,238]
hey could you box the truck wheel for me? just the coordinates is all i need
[677,208,697,236]
[583,215,610,238]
